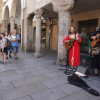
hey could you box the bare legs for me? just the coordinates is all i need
[95,68,98,75]
[1,52,6,63]
[14,53,18,58]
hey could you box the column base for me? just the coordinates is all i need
[23,47,33,52]
[33,52,43,58]
[56,59,67,66]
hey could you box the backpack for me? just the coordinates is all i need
[6,38,12,49]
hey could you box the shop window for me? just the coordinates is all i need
[41,19,46,48]
[78,19,98,46]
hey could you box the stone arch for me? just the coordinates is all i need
[11,0,23,49]
[11,0,22,18]
[4,5,9,21]
[3,5,10,32]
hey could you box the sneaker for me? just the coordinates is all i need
[3,61,6,64]
[0,60,3,63]
[9,55,11,58]
[68,67,73,71]
[6,57,8,59]
[73,66,77,72]
[83,59,86,65]
[15,57,18,60]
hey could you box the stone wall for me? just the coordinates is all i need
[45,9,100,52]
[71,9,100,28]
[0,0,2,22]
[51,19,58,51]
[0,0,3,32]
[27,0,52,16]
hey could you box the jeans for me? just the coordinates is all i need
[13,46,19,53]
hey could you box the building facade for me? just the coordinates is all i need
[0,0,100,66]
[0,0,3,32]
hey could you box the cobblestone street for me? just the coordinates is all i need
[0,50,99,100]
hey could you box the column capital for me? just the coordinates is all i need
[34,9,44,18]
[2,20,8,23]
[2,19,7,21]
[10,17,15,21]
[10,17,15,33]
[52,0,74,12]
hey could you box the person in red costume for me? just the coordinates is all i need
[63,27,82,70]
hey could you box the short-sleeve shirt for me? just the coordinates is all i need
[8,35,11,40]
[1,38,7,48]
[11,34,20,47]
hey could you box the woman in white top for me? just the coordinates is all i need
[8,32,12,40]
[5,32,8,39]
[7,32,12,58]
[0,32,7,63]
[5,32,12,59]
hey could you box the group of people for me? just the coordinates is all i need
[63,27,100,75]
[0,27,99,75]
[0,29,20,63]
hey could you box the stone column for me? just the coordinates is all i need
[33,9,43,57]
[24,17,34,52]
[27,18,33,51]
[2,20,8,32]
[22,5,34,52]
[0,24,1,32]
[10,17,15,33]
[98,18,100,28]
[21,18,24,50]
[46,21,50,49]
[52,0,74,66]
[57,11,71,65]
[0,23,3,32]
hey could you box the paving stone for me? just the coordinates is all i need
[86,76,100,81]
[15,96,32,100]
[31,87,67,100]
[0,65,11,72]
[31,68,55,76]
[0,74,25,82]
[23,72,35,78]
[42,76,68,88]
[58,84,81,95]
[15,67,38,74]
[59,90,100,100]
[0,70,16,77]
[33,65,47,70]
[45,71,65,78]
[0,82,14,92]
[12,75,51,87]
[87,80,100,88]
[0,82,48,100]
[0,50,100,100]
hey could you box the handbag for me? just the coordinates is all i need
[92,47,100,55]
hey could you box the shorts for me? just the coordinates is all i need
[1,47,7,53]
[13,46,19,53]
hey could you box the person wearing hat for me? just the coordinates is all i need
[63,27,82,70]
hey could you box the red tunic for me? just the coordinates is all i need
[63,34,82,66]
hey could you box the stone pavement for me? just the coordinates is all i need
[0,50,99,100]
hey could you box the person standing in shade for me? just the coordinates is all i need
[11,29,20,59]
[83,33,93,64]
[63,27,82,71]
[91,28,100,75]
